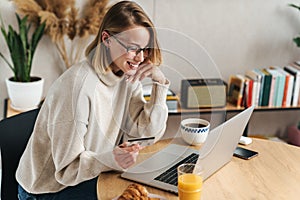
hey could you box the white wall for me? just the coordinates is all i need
[1,0,300,137]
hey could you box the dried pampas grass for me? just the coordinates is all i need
[13,0,109,69]
[14,0,42,24]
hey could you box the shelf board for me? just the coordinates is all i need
[169,102,300,115]
[4,98,300,119]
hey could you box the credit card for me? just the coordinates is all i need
[127,136,155,147]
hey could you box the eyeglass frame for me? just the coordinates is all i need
[110,34,151,57]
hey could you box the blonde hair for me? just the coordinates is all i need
[85,1,162,74]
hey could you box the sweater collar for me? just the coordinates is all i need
[97,69,124,86]
[86,53,124,86]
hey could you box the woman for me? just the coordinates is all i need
[16,1,169,199]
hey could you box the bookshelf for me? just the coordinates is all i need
[228,64,300,109]
[168,98,300,115]
[5,97,300,118]
[169,102,300,137]
[4,98,300,137]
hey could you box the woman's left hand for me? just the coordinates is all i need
[113,142,143,169]
[126,60,166,84]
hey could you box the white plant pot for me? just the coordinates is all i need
[5,77,44,111]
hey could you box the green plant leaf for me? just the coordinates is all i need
[0,52,14,71]
[27,22,45,77]
[293,37,300,47]
[17,14,29,56]
[0,14,44,82]
[12,31,27,81]
[0,26,8,43]
[31,22,45,52]
[7,26,17,56]
[288,4,300,11]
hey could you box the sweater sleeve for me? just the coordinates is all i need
[123,80,170,142]
[48,120,124,186]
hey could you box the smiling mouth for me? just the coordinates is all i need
[127,61,139,70]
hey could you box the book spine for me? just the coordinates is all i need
[281,73,290,107]
[291,64,300,106]
[253,69,265,106]
[286,74,294,106]
[261,69,272,106]
[251,80,258,107]
[275,73,285,107]
[227,75,244,107]
[247,78,253,107]
[284,66,300,106]
[245,70,260,107]
[267,69,279,106]
[272,66,292,107]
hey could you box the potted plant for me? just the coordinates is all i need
[0,13,45,111]
[13,0,108,69]
[289,4,300,47]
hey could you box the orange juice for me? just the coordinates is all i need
[178,173,203,200]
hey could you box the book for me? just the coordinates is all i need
[236,74,248,107]
[271,66,294,107]
[246,69,262,107]
[253,69,265,106]
[238,75,253,107]
[245,77,254,107]
[277,74,286,107]
[265,68,278,106]
[274,68,285,107]
[289,63,300,106]
[284,65,300,106]
[267,68,285,107]
[260,69,272,106]
[227,75,245,107]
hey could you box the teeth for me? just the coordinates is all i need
[129,62,139,68]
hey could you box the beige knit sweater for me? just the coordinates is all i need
[16,60,169,194]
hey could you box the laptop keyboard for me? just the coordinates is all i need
[154,153,199,186]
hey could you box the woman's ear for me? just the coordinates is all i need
[102,31,111,47]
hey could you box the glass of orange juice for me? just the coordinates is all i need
[177,163,203,200]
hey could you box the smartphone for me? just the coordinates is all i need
[233,147,258,160]
[127,136,155,147]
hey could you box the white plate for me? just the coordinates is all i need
[112,193,167,200]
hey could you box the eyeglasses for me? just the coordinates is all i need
[111,35,151,57]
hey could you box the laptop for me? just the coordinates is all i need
[121,106,254,194]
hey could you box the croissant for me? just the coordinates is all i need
[118,183,159,200]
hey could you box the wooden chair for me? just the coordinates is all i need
[0,108,40,200]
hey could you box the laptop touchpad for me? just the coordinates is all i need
[126,152,181,173]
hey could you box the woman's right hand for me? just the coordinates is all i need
[125,59,166,84]
[113,142,143,169]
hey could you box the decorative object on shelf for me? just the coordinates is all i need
[0,13,45,111]
[143,84,179,111]
[289,4,300,47]
[13,0,109,70]
[287,122,300,147]
[181,78,227,109]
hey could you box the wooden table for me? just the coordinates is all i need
[97,138,300,200]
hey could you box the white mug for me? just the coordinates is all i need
[180,118,210,145]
